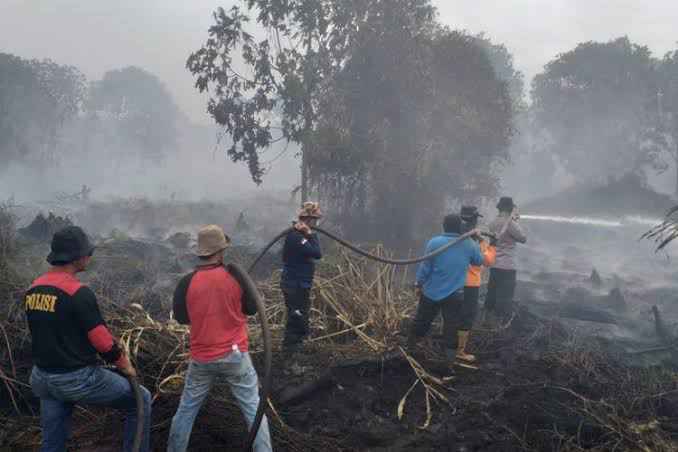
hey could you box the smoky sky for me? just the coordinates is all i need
[1,0,677,124]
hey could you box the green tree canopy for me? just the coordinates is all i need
[532,37,658,184]
[87,66,180,162]
[188,1,514,243]
[654,48,678,195]
[0,53,85,165]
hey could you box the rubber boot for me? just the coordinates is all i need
[456,330,476,362]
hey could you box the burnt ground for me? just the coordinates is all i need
[256,310,678,452]
[3,201,678,451]
[5,296,677,452]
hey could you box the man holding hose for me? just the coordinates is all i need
[169,225,272,452]
[26,226,151,452]
[484,197,527,325]
[459,206,497,362]
[280,202,323,353]
[409,214,484,363]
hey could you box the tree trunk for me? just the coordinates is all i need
[301,40,313,204]
[301,147,309,203]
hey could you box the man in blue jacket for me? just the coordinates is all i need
[409,214,484,361]
[281,202,323,352]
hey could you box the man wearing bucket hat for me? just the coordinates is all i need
[26,226,152,452]
[458,205,497,362]
[280,202,323,353]
[485,197,527,324]
[169,225,272,451]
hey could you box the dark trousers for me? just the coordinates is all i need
[485,268,517,317]
[462,286,480,330]
[412,291,468,350]
[282,286,311,347]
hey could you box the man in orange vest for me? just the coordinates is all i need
[458,206,496,362]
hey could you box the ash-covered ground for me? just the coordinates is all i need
[2,193,678,451]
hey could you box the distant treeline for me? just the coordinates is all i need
[3,2,678,242]
[0,55,184,168]
[507,37,678,199]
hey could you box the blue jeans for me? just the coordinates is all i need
[168,351,272,452]
[30,366,152,452]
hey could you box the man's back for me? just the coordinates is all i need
[25,271,102,371]
[184,265,248,362]
[489,213,527,270]
[416,233,483,301]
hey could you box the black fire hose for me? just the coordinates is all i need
[126,375,144,452]
[249,226,479,270]
[240,225,489,450]
[312,226,486,264]
[228,262,273,452]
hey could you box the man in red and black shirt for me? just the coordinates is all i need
[168,225,272,452]
[26,226,151,452]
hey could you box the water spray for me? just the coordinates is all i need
[520,214,662,228]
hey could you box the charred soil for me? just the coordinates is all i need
[2,204,678,451]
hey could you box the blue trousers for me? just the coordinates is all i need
[30,365,152,452]
[167,351,272,452]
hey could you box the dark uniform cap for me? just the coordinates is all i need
[460,205,483,220]
[47,226,95,265]
[496,197,516,211]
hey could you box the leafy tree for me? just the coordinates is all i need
[189,1,513,243]
[0,53,85,166]
[188,2,322,193]
[532,37,658,184]
[87,66,180,162]
[474,34,526,111]
[308,12,513,243]
[655,49,678,196]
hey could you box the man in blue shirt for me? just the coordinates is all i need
[409,214,484,361]
[281,202,323,352]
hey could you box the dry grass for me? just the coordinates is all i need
[0,206,34,421]
[1,218,678,451]
[0,203,17,262]
[494,325,678,452]
[0,238,417,450]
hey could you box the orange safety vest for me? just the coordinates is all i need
[465,241,496,288]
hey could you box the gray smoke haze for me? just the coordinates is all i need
[1,1,677,201]
[2,0,676,124]
[4,0,678,347]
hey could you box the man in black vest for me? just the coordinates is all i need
[26,226,152,452]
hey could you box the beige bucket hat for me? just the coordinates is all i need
[196,225,230,257]
[297,201,322,219]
